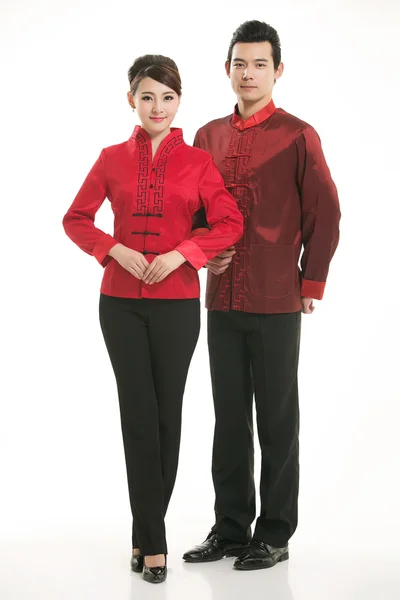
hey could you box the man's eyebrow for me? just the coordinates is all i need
[232,58,269,62]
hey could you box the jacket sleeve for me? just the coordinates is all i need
[175,157,243,270]
[62,150,119,267]
[296,127,341,300]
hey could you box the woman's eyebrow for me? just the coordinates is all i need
[140,91,175,95]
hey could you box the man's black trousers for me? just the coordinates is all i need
[208,309,301,548]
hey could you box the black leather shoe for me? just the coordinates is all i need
[142,557,167,584]
[130,553,144,573]
[183,533,249,563]
[233,540,289,570]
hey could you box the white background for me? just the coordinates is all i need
[1,0,399,598]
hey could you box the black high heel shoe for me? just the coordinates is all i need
[142,555,167,584]
[130,552,144,573]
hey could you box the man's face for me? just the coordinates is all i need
[226,41,283,104]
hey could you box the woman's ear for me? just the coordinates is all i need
[127,91,135,111]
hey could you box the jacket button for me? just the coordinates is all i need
[150,184,154,189]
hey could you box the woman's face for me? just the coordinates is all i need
[128,77,180,137]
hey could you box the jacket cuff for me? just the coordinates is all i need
[93,234,119,267]
[301,278,326,300]
[185,229,210,269]
[175,240,208,270]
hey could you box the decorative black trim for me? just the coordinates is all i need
[132,131,184,216]
[132,213,163,218]
[131,231,160,236]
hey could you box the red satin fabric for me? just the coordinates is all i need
[193,101,341,313]
[63,126,243,299]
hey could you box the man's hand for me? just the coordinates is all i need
[108,244,149,280]
[142,250,186,284]
[301,297,315,314]
[205,246,236,275]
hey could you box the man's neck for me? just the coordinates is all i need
[237,94,273,122]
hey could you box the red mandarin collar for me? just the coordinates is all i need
[232,99,276,130]
[131,125,183,145]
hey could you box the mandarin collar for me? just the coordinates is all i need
[232,99,276,130]
[130,125,183,145]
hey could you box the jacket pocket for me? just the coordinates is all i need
[249,245,294,298]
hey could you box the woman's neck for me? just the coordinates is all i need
[142,126,171,160]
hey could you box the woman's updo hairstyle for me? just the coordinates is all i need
[128,54,182,97]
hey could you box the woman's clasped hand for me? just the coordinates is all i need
[109,244,185,283]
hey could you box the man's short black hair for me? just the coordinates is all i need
[227,21,281,70]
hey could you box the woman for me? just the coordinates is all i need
[62,54,243,584]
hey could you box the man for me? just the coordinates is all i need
[184,20,341,571]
